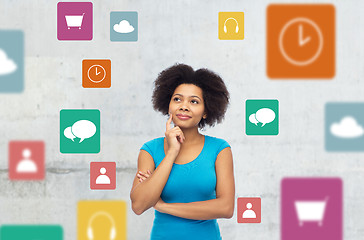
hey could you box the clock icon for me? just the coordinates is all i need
[87,64,106,83]
[279,17,323,66]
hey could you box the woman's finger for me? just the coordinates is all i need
[139,170,153,183]
[138,172,149,179]
[173,126,185,141]
[173,129,185,143]
[138,175,147,181]
[166,113,173,131]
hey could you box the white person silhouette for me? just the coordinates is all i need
[242,202,257,219]
[16,148,37,173]
[96,167,111,184]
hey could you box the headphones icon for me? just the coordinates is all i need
[87,211,116,240]
[223,17,239,33]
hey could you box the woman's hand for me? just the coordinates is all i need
[137,171,167,212]
[165,113,185,156]
[137,170,152,182]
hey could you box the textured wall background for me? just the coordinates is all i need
[0,0,363,239]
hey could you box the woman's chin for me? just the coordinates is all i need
[175,122,198,130]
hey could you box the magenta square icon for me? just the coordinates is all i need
[281,177,342,240]
[57,2,93,40]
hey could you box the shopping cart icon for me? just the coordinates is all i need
[65,13,85,29]
[294,197,329,227]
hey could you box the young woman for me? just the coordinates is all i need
[130,64,235,240]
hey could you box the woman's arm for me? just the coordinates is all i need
[154,197,233,220]
[130,150,177,215]
[139,147,235,220]
[130,114,184,215]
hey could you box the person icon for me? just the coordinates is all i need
[16,148,37,173]
[96,167,111,184]
[242,202,257,219]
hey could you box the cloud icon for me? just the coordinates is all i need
[113,20,135,33]
[0,49,17,75]
[330,116,364,138]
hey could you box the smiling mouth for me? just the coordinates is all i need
[176,114,191,120]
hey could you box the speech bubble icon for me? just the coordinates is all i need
[71,120,96,143]
[256,108,275,127]
[64,126,76,142]
[249,113,259,126]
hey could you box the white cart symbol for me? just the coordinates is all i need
[294,197,329,227]
[65,13,85,29]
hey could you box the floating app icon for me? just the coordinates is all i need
[78,201,127,240]
[0,30,24,92]
[82,59,111,88]
[246,99,279,135]
[237,197,261,223]
[60,109,100,153]
[0,49,16,74]
[281,178,342,240]
[9,141,45,180]
[267,4,335,78]
[325,103,364,151]
[0,225,63,240]
[218,12,244,40]
[110,12,138,42]
[90,162,116,190]
[57,2,93,40]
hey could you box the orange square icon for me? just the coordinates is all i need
[82,59,111,88]
[267,4,335,79]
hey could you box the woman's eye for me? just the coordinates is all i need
[191,100,199,104]
[173,97,181,102]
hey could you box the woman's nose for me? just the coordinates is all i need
[179,101,189,111]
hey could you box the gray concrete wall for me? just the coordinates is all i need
[0,0,363,239]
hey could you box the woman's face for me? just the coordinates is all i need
[169,84,206,129]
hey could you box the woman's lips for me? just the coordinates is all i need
[176,114,191,120]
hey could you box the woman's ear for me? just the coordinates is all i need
[203,113,207,119]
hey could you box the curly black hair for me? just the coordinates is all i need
[152,63,230,129]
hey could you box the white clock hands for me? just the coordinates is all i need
[298,24,311,47]
[95,67,101,76]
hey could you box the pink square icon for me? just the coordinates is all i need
[90,162,116,190]
[9,141,45,180]
[281,178,343,240]
[57,2,93,40]
[237,197,261,223]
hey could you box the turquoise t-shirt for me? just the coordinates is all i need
[140,135,231,240]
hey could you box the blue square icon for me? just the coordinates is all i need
[0,30,24,93]
[110,11,138,42]
[325,102,364,151]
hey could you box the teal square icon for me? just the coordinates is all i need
[325,102,364,151]
[246,99,279,135]
[60,109,100,154]
[0,30,24,92]
[110,11,138,42]
[0,225,63,240]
